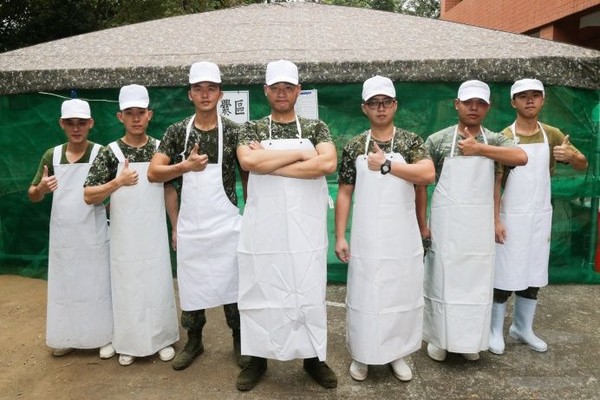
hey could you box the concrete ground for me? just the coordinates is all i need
[1,275,599,400]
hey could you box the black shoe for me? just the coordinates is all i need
[236,357,267,391]
[303,358,337,388]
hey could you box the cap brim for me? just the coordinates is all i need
[458,89,490,104]
[119,101,149,110]
[266,76,298,86]
[189,76,222,84]
[61,113,91,119]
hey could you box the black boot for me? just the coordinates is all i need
[236,356,267,391]
[232,329,251,368]
[303,357,338,388]
[172,330,204,371]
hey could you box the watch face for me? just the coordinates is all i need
[381,161,391,174]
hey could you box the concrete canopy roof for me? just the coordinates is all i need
[0,2,598,95]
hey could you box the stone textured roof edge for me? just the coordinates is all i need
[1,56,598,96]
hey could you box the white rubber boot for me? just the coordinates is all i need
[489,301,507,355]
[509,296,548,352]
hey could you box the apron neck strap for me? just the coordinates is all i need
[451,125,487,157]
[510,121,548,144]
[184,114,223,164]
[268,115,302,140]
[364,127,396,155]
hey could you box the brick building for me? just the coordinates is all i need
[441,0,600,50]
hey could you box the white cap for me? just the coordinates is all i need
[189,61,221,84]
[265,60,298,85]
[510,78,545,98]
[362,75,396,101]
[457,80,490,104]
[119,84,149,110]
[61,99,91,119]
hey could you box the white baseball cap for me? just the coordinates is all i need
[61,99,91,119]
[457,80,490,104]
[265,60,298,86]
[362,75,396,101]
[189,61,221,84]
[510,78,545,98]
[119,84,149,110]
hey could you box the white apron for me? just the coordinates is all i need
[495,123,551,290]
[238,117,329,361]
[423,127,495,353]
[47,144,113,349]
[177,115,241,310]
[346,130,424,365]
[108,141,179,357]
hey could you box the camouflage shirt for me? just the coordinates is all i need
[84,137,160,187]
[158,116,241,205]
[425,125,516,183]
[31,141,98,185]
[238,116,333,147]
[338,128,430,185]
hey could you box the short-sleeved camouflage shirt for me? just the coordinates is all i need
[238,116,333,147]
[157,116,240,205]
[424,125,517,182]
[338,128,430,185]
[84,137,160,187]
[31,141,98,185]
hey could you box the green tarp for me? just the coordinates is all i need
[1,82,598,283]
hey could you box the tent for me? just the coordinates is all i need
[0,2,598,282]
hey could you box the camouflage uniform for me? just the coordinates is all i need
[424,125,516,183]
[84,137,160,187]
[32,141,98,185]
[238,116,333,147]
[159,116,241,206]
[158,115,242,333]
[338,128,430,185]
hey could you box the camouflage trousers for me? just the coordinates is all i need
[180,303,240,332]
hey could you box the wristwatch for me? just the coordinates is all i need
[380,159,391,175]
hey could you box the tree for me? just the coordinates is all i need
[0,0,439,53]
[399,0,440,19]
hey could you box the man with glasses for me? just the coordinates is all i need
[148,61,249,371]
[417,80,527,363]
[235,60,338,391]
[489,79,587,356]
[335,76,434,382]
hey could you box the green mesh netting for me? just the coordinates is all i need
[1,82,598,283]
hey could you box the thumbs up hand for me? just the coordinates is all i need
[118,159,139,186]
[458,126,480,156]
[38,164,58,194]
[367,142,387,171]
[553,135,574,163]
[184,143,209,172]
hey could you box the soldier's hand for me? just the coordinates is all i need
[38,165,58,194]
[118,159,139,186]
[185,144,209,172]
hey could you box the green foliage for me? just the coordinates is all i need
[0,0,439,53]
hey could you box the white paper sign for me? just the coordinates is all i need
[295,89,319,120]
[219,91,249,123]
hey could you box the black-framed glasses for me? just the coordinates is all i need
[364,98,396,110]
